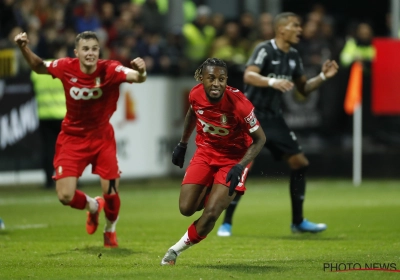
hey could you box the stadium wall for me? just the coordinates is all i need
[0,76,196,186]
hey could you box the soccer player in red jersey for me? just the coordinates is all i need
[14,31,147,247]
[160,58,266,265]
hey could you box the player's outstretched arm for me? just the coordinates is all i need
[295,59,339,96]
[14,32,48,74]
[244,66,294,93]
[126,57,147,83]
[238,126,266,168]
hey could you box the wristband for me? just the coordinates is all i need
[139,71,147,77]
[319,72,327,81]
[178,142,188,147]
[268,78,276,86]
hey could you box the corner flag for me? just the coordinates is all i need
[344,61,363,115]
[344,61,363,186]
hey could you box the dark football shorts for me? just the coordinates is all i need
[258,115,302,161]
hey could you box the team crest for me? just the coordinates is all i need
[220,114,227,125]
[95,77,101,87]
[289,59,296,70]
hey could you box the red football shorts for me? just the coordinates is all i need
[53,125,120,180]
[182,148,252,194]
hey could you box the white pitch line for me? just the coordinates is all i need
[0,197,55,206]
[11,224,48,230]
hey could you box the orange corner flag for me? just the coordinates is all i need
[344,61,363,115]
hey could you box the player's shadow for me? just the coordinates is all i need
[46,246,138,258]
[195,263,288,274]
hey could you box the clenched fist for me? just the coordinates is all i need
[14,32,29,48]
[130,57,146,75]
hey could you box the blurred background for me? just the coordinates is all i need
[1,0,400,187]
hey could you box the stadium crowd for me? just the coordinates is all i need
[1,0,371,77]
[2,0,399,150]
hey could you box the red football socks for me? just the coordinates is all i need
[68,190,87,210]
[103,193,120,222]
[188,223,206,244]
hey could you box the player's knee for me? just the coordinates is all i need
[179,203,196,217]
[288,155,309,170]
[57,190,74,205]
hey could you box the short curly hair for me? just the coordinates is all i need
[194,58,227,81]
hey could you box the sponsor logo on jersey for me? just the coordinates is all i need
[267,73,292,81]
[289,59,296,70]
[70,87,103,100]
[220,114,227,125]
[244,110,257,127]
[115,65,131,74]
[271,60,281,65]
[198,118,229,136]
[70,77,77,83]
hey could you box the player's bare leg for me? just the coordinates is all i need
[285,153,326,233]
[100,178,120,247]
[161,184,235,265]
[56,176,104,234]
[178,184,209,216]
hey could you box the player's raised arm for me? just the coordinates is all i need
[14,32,48,74]
[125,57,147,83]
[294,59,339,96]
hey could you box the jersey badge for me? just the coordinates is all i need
[244,110,257,127]
[95,77,101,87]
[220,114,227,125]
[289,59,296,70]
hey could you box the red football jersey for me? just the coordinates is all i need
[189,84,260,156]
[46,58,129,135]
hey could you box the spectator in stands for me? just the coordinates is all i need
[0,0,19,47]
[296,18,330,73]
[340,22,375,67]
[210,21,250,91]
[210,13,225,37]
[240,12,258,41]
[140,0,165,34]
[31,44,67,188]
[182,5,216,72]
[74,0,101,33]
[250,12,274,52]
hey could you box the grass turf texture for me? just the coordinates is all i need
[0,178,399,279]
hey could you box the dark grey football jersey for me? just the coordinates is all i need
[245,39,304,116]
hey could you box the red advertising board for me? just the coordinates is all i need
[372,38,400,115]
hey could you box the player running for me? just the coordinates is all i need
[160,58,266,265]
[14,31,147,247]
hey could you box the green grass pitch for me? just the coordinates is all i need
[0,178,400,279]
